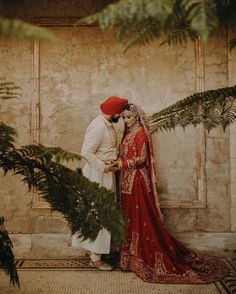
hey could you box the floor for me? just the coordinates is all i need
[0,257,235,294]
[0,270,228,294]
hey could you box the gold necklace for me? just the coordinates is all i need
[129,123,141,132]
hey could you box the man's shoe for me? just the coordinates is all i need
[89,260,113,271]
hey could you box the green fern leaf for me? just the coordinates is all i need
[0,18,56,42]
[149,85,236,133]
[0,217,19,286]
[0,78,21,100]
[0,125,126,244]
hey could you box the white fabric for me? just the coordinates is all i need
[71,229,111,254]
[81,115,117,174]
[90,252,101,262]
[71,115,117,254]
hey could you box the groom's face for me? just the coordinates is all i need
[111,114,120,123]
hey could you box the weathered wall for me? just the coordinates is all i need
[0,0,235,258]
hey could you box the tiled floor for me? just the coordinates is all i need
[0,270,225,294]
[0,257,235,294]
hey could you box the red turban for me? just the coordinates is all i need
[100,96,128,115]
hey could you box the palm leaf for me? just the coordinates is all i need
[0,122,16,154]
[79,0,173,30]
[0,78,21,100]
[122,18,161,52]
[0,217,19,286]
[78,0,236,50]
[78,0,173,51]
[0,78,123,243]
[27,144,84,163]
[181,0,218,41]
[160,0,196,46]
[149,85,236,133]
[0,18,56,42]
[0,123,126,244]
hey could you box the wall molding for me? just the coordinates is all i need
[30,18,207,209]
[161,38,207,208]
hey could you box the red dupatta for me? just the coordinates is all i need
[128,104,162,217]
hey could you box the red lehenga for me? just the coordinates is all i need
[119,107,229,284]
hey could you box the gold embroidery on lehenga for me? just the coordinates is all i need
[154,252,168,276]
[129,232,139,256]
[120,169,136,194]
[139,168,151,192]
[119,119,229,284]
[120,249,228,283]
[127,143,146,169]
[120,128,149,194]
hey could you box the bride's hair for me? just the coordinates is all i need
[123,103,138,116]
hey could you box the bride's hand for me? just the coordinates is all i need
[111,160,119,167]
[104,161,121,173]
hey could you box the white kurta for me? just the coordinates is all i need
[71,115,117,254]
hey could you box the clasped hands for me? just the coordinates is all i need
[104,160,121,173]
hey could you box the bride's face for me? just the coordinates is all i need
[122,113,137,128]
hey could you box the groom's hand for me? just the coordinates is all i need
[108,165,120,172]
[109,161,120,172]
[104,161,120,173]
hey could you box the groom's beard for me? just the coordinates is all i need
[111,117,119,123]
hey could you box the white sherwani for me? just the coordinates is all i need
[71,115,117,254]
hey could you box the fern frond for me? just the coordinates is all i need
[0,18,56,42]
[0,126,126,244]
[0,78,21,100]
[42,146,83,163]
[79,0,173,30]
[122,18,161,52]
[78,0,236,50]
[0,217,19,286]
[78,0,173,51]
[149,85,236,133]
[0,122,16,154]
[160,1,197,46]
[178,0,218,41]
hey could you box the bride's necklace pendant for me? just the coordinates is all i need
[129,122,140,132]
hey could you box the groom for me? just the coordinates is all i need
[72,96,128,270]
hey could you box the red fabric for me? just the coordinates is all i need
[119,126,229,283]
[120,127,147,169]
[100,96,128,115]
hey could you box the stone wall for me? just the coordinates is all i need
[0,0,235,258]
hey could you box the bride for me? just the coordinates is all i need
[113,103,228,283]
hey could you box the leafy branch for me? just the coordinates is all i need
[0,217,19,286]
[148,85,236,133]
[0,18,56,42]
[0,78,21,100]
[79,0,236,51]
[0,123,126,244]
[0,76,126,286]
